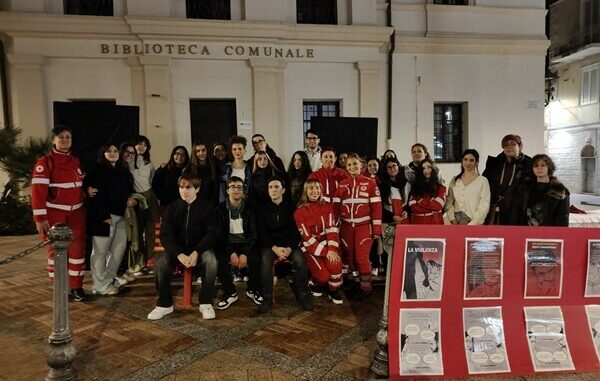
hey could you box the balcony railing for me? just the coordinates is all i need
[551,25,600,59]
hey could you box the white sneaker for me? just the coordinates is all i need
[115,276,129,286]
[147,306,174,320]
[199,304,216,320]
[123,273,136,282]
[196,277,202,284]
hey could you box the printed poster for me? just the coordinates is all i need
[524,239,563,299]
[585,240,600,297]
[463,307,510,374]
[464,238,504,300]
[399,308,443,376]
[401,238,446,301]
[585,305,600,363]
[524,306,574,372]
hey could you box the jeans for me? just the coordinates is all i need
[154,249,218,306]
[217,243,261,296]
[91,214,127,293]
[260,247,310,300]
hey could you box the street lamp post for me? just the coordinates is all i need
[45,223,77,381]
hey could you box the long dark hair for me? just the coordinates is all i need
[288,150,312,182]
[166,146,189,170]
[131,135,151,167]
[412,158,440,196]
[188,142,217,181]
[97,144,122,167]
[379,157,407,203]
[454,149,480,182]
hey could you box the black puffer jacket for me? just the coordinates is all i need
[482,152,532,224]
[509,178,570,227]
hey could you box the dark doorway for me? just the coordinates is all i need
[190,99,237,147]
[311,117,378,158]
[53,100,139,173]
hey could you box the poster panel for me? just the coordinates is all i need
[585,240,600,297]
[399,308,443,376]
[524,239,563,299]
[585,305,600,363]
[464,238,504,300]
[524,306,574,372]
[462,307,510,374]
[401,238,446,301]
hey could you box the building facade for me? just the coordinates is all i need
[547,0,600,195]
[0,0,548,175]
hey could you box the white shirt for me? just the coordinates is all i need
[305,147,322,172]
[445,175,490,225]
[131,156,155,193]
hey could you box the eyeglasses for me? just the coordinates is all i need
[124,151,135,155]
[387,164,398,169]
[174,152,186,157]
[306,137,319,140]
[228,185,243,190]
[252,139,265,144]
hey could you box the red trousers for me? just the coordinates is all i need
[43,207,86,290]
[305,254,343,290]
[340,223,373,291]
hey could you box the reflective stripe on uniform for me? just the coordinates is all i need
[32,178,50,184]
[46,202,83,211]
[33,209,47,216]
[49,181,82,189]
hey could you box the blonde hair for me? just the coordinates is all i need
[298,179,323,206]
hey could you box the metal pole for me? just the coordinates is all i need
[46,223,77,381]
[370,225,394,377]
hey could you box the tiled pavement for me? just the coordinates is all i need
[0,235,598,381]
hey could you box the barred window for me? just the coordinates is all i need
[433,103,466,163]
[186,0,231,20]
[303,101,340,134]
[64,0,113,16]
[297,0,337,25]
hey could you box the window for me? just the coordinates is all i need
[303,101,340,133]
[433,103,465,163]
[64,0,113,16]
[297,0,337,25]
[433,0,469,5]
[186,0,231,20]
[581,65,599,105]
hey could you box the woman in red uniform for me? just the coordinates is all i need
[31,125,87,301]
[408,158,446,225]
[334,153,382,297]
[294,179,344,304]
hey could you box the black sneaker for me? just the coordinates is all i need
[299,295,314,311]
[309,284,324,297]
[258,299,272,313]
[328,289,343,305]
[69,288,87,302]
[246,290,263,305]
[216,292,238,310]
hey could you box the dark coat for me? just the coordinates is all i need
[152,165,185,207]
[510,178,570,227]
[217,200,257,256]
[84,162,133,237]
[482,152,532,224]
[257,199,301,249]
[183,163,219,205]
[160,197,220,257]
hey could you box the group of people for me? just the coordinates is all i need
[31,125,570,320]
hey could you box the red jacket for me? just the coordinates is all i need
[333,174,383,235]
[308,167,350,203]
[294,202,340,257]
[408,184,446,225]
[31,149,85,222]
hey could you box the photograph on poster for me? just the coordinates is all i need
[462,307,510,374]
[464,238,504,300]
[524,239,563,299]
[401,239,446,301]
[524,306,574,372]
[399,308,443,376]
[585,240,600,297]
[585,305,600,363]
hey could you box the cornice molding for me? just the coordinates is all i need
[394,35,550,56]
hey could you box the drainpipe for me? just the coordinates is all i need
[0,40,11,128]
[386,0,395,149]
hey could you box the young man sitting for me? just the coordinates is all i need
[257,177,313,313]
[148,175,220,320]
[215,176,262,309]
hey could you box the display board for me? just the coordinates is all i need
[388,225,600,379]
